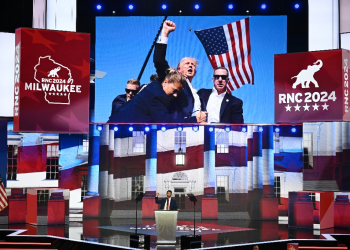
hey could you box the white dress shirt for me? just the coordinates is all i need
[207,88,226,123]
[164,197,171,210]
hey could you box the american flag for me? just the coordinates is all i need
[194,18,254,93]
[0,178,8,212]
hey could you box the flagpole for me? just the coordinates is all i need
[137,16,168,81]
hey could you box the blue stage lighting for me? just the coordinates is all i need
[177,126,183,132]
[241,127,247,132]
[275,127,280,133]
[161,126,166,132]
[224,126,231,132]
[261,4,267,9]
[291,127,297,133]
[294,3,300,9]
[113,126,118,132]
[209,127,214,132]
[129,126,134,132]
[194,4,200,10]
[162,4,167,10]
[192,126,199,132]
[228,4,234,9]
[259,127,264,132]
[97,125,103,131]
[145,126,150,132]
[128,4,134,10]
[96,4,102,10]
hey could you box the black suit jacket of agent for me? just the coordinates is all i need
[107,81,197,123]
[155,196,178,210]
[154,43,198,118]
[110,94,127,116]
[197,88,244,124]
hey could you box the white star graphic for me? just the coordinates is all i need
[285,104,292,112]
[294,104,301,111]
[312,103,319,111]
[322,102,329,110]
[303,103,310,111]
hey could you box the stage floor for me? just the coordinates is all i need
[2,217,350,249]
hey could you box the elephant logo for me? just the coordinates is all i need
[48,66,61,77]
[291,60,323,89]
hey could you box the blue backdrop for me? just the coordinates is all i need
[95,16,286,124]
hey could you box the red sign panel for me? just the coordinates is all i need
[13,28,90,133]
[275,49,350,123]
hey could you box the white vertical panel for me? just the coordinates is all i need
[309,0,339,51]
[341,33,350,51]
[0,32,15,117]
[47,0,76,32]
[340,0,350,33]
[33,0,46,29]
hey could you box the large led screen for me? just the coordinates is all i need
[95,16,287,124]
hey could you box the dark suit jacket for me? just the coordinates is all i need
[111,94,127,116]
[154,43,196,118]
[197,88,244,124]
[107,81,197,123]
[155,196,178,210]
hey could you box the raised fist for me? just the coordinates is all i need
[161,20,176,37]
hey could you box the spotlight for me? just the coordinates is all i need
[161,4,167,10]
[209,126,214,132]
[96,4,102,10]
[261,4,267,9]
[275,127,280,133]
[224,126,231,132]
[259,127,263,132]
[241,127,247,132]
[294,3,300,9]
[113,126,118,132]
[145,126,150,132]
[177,126,183,132]
[228,4,234,10]
[194,4,200,10]
[97,125,103,131]
[129,126,134,132]
[192,126,199,132]
[291,127,297,133]
[128,4,134,10]
[161,126,167,132]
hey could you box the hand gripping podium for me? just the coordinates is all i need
[155,210,178,245]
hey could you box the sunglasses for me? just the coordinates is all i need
[213,75,228,80]
[125,88,138,95]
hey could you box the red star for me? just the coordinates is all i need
[64,32,84,42]
[23,29,57,52]
[56,111,88,133]
[72,59,90,79]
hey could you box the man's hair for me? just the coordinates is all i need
[126,78,140,86]
[167,190,172,194]
[176,57,199,70]
[164,68,187,89]
[150,74,159,82]
[213,67,229,76]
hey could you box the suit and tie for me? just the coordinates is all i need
[197,88,244,124]
[155,196,178,210]
[107,81,197,123]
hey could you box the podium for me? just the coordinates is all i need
[155,210,178,245]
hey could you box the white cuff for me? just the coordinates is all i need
[157,36,168,44]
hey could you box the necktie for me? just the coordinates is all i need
[166,198,169,210]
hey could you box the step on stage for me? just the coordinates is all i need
[1,218,350,249]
